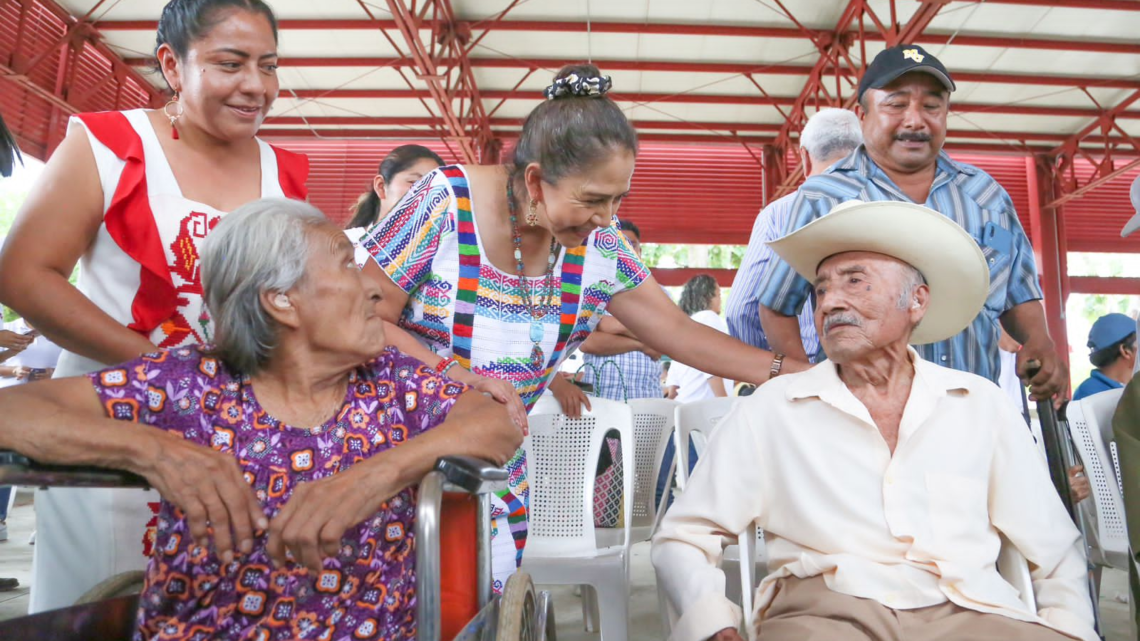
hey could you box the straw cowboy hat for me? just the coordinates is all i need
[768,200,989,345]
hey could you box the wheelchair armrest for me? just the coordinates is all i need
[0,450,149,489]
[434,456,508,494]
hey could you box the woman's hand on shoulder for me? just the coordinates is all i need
[447,367,528,434]
[136,430,266,565]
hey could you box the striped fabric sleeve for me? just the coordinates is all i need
[755,190,836,316]
[600,222,650,293]
[1005,209,1044,309]
[360,169,456,294]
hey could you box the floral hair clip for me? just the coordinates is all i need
[543,73,613,100]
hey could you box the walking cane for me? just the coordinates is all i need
[1029,363,1105,639]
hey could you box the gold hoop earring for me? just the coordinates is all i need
[526,199,540,227]
[164,94,184,140]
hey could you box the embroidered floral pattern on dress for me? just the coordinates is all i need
[89,346,466,641]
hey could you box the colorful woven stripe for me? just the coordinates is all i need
[448,167,479,369]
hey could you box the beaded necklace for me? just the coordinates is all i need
[506,179,562,369]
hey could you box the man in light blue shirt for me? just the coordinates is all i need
[726,108,863,362]
[757,44,1067,402]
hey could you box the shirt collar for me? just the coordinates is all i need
[1091,370,1126,389]
[785,347,972,432]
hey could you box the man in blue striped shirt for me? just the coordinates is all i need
[758,44,1068,400]
[581,220,665,401]
[727,108,863,361]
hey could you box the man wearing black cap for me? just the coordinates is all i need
[757,44,1068,403]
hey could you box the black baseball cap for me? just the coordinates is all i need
[857,44,956,103]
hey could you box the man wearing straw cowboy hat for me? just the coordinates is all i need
[653,201,1097,641]
[756,44,1068,405]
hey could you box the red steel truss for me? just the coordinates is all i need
[1,0,163,156]
[1,0,1136,328]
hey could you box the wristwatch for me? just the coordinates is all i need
[769,353,785,379]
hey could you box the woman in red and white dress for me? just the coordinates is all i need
[0,0,307,612]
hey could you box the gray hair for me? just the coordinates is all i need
[800,108,862,163]
[201,198,328,375]
[895,263,927,324]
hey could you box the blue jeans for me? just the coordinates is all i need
[0,486,10,521]
[655,431,700,511]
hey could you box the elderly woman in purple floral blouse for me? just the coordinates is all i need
[0,197,522,640]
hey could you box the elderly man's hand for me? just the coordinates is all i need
[709,628,745,641]
[1016,337,1069,405]
[265,463,391,576]
[137,430,266,564]
[1069,465,1091,504]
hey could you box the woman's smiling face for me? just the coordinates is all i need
[525,149,636,248]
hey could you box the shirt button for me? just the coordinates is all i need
[940,355,948,362]
[989,258,996,265]
[885,594,898,606]
[885,475,895,485]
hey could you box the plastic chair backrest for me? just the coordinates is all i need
[1068,392,1131,569]
[627,398,679,528]
[524,396,634,558]
[673,397,736,490]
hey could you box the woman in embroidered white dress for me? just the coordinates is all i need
[0,0,308,612]
[358,64,809,590]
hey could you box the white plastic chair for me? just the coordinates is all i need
[673,397,737,490]
[1068,390,1131,571]
[521,395,634,641]
[625,398,679,545]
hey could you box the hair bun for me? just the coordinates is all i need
[544,72,613,100]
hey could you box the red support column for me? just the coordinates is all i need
[1026,155,1071,363]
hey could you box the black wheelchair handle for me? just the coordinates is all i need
[0,450,149,489]
[434,455,508,494]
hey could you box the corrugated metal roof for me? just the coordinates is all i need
[5,0,1138,253]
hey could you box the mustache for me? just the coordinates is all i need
[823,313,864,333]
[895,132,932,143]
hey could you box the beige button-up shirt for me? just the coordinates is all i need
[652,349,1096,641]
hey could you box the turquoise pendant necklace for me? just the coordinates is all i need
[507,179,561,371]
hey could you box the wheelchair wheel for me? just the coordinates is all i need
[496,571,538,641]
[73,570,146,605]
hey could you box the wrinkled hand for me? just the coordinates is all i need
[450,368,528,435]
[550,375,591,418]
[0,330,32,352]
[267,463,393,575]
[1017,339,1069,405]
[709,628,745,641]
[139,431,266,564]
[1069,465,1091,504]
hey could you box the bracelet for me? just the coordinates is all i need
[769,353,785,379]
[435,356,459,377]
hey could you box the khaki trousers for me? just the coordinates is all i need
[756,576,1072,641]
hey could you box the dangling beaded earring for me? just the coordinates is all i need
[526,198,540,227]
[164,93,184,140]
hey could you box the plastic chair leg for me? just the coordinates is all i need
[595,580,630,641]
[581,584,599,632]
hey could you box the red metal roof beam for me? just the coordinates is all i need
[93,19,1140,56]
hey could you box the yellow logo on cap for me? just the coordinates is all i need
[903,49,925,63]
